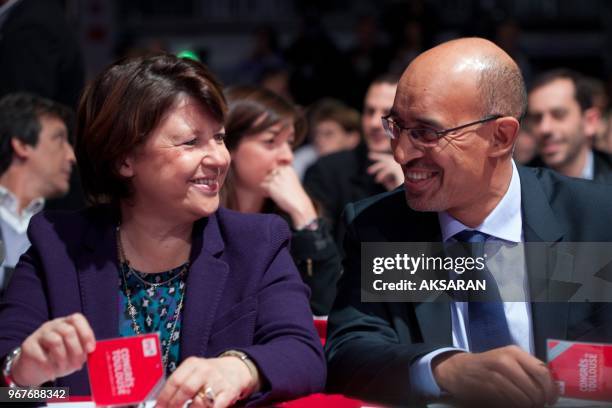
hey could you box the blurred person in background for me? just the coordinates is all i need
[597,109,612,153]
[0,55,325,407]
[293,98,362,179]
[258,66,293,103]
[304,74,403,247]
[512,128,538,164]
[0,0,86,212]
[311,99,362,157]
[0,92,74,296]
[584,77,612,154]
[526,69,612,183]
[222,86,341,316]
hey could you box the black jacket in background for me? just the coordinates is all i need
[527,148,612,184]
[303,142,387,248]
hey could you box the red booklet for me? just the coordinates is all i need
[87,333,164,406]
[547,339,612,402]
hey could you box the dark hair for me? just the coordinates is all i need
[221,85,306,210]
[529,68,593,111]
[0,92,72,176]
[76,53,227,205]
[308,98,361,137]
[223,85,306,150]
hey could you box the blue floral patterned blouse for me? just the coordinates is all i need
[118,262,188,376]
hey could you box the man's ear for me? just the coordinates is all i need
[118,156,134,178]
[582,107,600,140]
[489,117,520,158]
[11,138,33,160]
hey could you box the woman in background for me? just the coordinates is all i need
[222,86,341,315]
[0,55,325,407]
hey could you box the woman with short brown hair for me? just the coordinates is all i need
[0,54,325,407]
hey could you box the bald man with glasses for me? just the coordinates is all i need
[325,37,612,407]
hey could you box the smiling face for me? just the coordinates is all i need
[527,78,592,171]
[362,82,397,153]
[230,120,295,197]
[388,38,525,224]
[120,96,230,222]
[391,70,497,214]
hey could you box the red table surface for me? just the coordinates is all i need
[279,393,366,407]
[63,393,369,407]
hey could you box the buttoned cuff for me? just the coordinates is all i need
[410,347,465,399]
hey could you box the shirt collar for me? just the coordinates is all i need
[580,149,594,180]
[0,185,45,217]
[438,160,522,243]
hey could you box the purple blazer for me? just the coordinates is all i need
[0,206,326,405]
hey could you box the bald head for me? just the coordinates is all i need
[400,37,526,119]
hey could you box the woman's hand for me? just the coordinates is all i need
[155,356,259,408]
[10,313,96,387]
[261,166,317,229]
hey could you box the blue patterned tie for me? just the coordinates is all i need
[453,230,513,353]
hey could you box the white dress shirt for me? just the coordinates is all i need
[0,185,44,287]
[410,160,534,398]
[580,149,594,180]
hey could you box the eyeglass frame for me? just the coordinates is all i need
[381,114,503,146]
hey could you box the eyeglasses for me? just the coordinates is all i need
[381,114,502,146]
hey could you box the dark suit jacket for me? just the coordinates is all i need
[325,166,612,406]
[0,206,325,404]
[527,149,612,184]
[304,142,387,247]
[592,149,612,184]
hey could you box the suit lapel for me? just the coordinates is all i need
[407,210,450,343]
[76,208,120,341]
[518,166,569,359]
[180,214,229,358]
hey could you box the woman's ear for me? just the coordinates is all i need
[118,156,134,178]
[489,117,520,158]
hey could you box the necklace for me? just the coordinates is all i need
[128,265,186,289]
[116,225,189,369]
[115,226,187,289]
